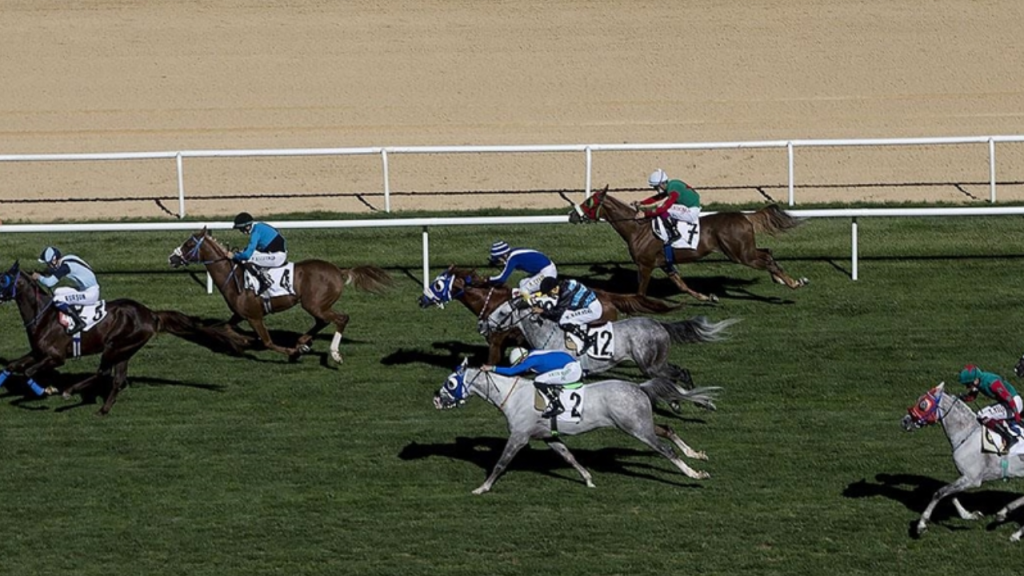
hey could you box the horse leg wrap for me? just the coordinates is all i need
[27,379,45,397]
[0,370,9,388]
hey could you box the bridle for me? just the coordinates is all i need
[0,269,52,329]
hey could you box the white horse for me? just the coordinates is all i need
[434,360,720,494]
[901,382,1024,540]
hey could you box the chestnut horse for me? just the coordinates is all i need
[419,266,682,363]
[168,228,393,363]
[566,187,808,300]
[0,261,250,415]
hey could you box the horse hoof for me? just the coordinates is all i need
[331,351,344,364]
[696,471,711,480]
[43,386,59,396]
[62,392,72,400]
[297,344,311,354]
[996,511,1008,523]
[695,451,708,461]
[798,277,810,287]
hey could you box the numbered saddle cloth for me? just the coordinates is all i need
[652,218,700,250]
[59,301,109,333]
[534,383,586,423]
[981,424,1024,455]
[564,323,614,360]
[243,262,297,298]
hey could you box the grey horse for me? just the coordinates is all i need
[434,360,720,494]
[482,300,738,384]
[901,382,1024,540]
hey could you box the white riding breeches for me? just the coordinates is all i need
[519,264,558,294]
[250,251,287,268]
[53,285,100,307]
[978,396,1024,424]
[559,300,603,327]
[535,362,583,385]
[668,205,701,224]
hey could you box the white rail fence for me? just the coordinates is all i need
[2,207,1022,290]
[3,135,1024,216]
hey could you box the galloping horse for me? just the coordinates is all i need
[434,361,720,494]
[902,382,1024,541]
[419,266,683,363]
[566,187,808,300]
[168,228,393,363]
[0,261,250,415]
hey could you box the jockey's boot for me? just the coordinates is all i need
[535,383,564,419]
[561,324,593,355]
[57,303,86,335]
[661,214,682,244]
[997,422,1019,450]
[246,262,273,296]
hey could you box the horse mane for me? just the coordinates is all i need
[447,266,493,288]
[198,229,231,256]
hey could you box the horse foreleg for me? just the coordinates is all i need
[915,475,982,537]
[667,271,715,302]
[248,316,297,358]
[61,373,103,400]
[654,424,708,461]
[97,361,130,416]
[637,265,654,296]
[995,494,1024,525]
[950,497,984,521]
[545,439,595,488]
[295,318,330,355]
[474,433,530,495]
[486,332,510,365]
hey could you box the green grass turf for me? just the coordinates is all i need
[1,212,1024,575]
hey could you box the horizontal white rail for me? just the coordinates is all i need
[3,207,1023,288]
[4,134,1024,217]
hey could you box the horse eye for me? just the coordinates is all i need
[434,280,445,292]
[918,400,929,411]
[446,378,458,390]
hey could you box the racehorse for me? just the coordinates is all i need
[484,300,737,387]
[418,266,683,363]
[0,260,250,415]
[565,186,808,300]
[902,382,1024,541]
[433,361,720,494]
[168,228,393,363]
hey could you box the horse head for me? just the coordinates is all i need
[419,267,462,309]
[0,260,21,302]
[902,382,947,431]
[168,227,213,268]
[568,185,609,224]
[433,358,471,409]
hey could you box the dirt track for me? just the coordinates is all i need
[3,1,1024,222]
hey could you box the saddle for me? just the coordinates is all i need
[981,423,1024,455]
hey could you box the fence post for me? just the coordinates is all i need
[585,146,593,199]
[422,226,430,292]
[851,217,859,281]
[176,152,186,219]
[989,138,997,203]
[382,149,391,213]
[787,141,795,206]
[207,271,213,294]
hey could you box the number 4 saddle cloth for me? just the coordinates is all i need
[243,263,297,298]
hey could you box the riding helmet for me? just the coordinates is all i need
[38,246,61,263]
[539,276,559,294]
[233,212,255,229]
[648,169,668,188]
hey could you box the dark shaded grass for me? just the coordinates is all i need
[0,214,1023,575]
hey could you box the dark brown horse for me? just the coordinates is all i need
[567,187,808,300]
[419,266,682,363]
[168,228,393,363]
[0,261,250,415]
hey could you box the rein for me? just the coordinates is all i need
[477,370,520,411]
[477,285,496,321]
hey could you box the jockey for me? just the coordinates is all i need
[959,364,1023,449]
[634,169,701,246]
[32,246,99,335]
[531,276,603,355]
[487,240,558,296]
[482,347,583,419]
[231,212,287,296]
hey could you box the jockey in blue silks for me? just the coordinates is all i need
[32,246,99,335]
[231,212,287,296]
[482,347,583,418]
[487,240,557,296]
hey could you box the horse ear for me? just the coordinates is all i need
[445,264,455,273]
[459,357,469,370]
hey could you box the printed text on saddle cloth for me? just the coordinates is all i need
[652,212,700,250]
[243,263,297,298]
[59,301,109,333]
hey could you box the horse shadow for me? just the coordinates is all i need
[576,263,796,305]
[1,372,226,412]
[380,341,492,369]
[399,436,705,489]
[843,473,1024,536]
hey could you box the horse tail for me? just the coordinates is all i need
[341,265,394,295]
[640,378,722,411]
[659,316,740,344]
[154,310,252,356]
[745,204,805,236]
[601,292,684,315]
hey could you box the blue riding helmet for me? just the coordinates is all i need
[489,240,511,264]
[38,246,61,264]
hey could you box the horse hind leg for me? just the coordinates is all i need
[545,438,595,488]
[622,419,709,479]
[97,361,131,416]
[654,423,707,461]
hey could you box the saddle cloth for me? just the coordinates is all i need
[652,218,700,250]
[534,383,586,423]
[243,262,297,298]
[564,323,614,360]
[981,425,1024,455]
[58,301,108,333]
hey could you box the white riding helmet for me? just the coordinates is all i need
[508,347,529,365]
[648,169,668,188]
